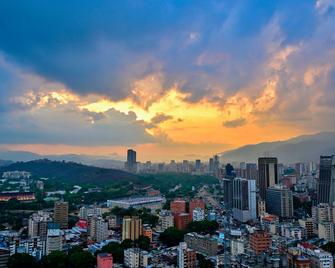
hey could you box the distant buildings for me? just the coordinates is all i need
[97,253,113,268]
[0,192,35,202]
[317,155,335,204]
[266,185,294,218]
[53,201,68,229]
[178,242,197,268]
[232,178,257,222]
[126,149,137,173]
[122,216,142,241]
[258,157,278,200]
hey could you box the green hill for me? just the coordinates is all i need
[0,159,137,185]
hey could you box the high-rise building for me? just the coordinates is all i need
[222,163,235,209]
[189,198,205,221]
[317,155,335,204]
[232,178,257,222]
[195,159,201,172]
[177,242,197,268]
[266,185,294,218]
[209,158,214,174]
[90,217,109,242]
[28,211,52,238]
[124,248,149,268]
[97,253,113,268]
[175,213,190,230]
[246,163,258,180]
[311,203,335,236]
[46,224,63,254]
[170,198,186,214]
[126,149,137,173]
[158,210,174,231]
[53,201,68,229]
[249,230,271,255]
[258,157,278,200]
[122,216,142,241]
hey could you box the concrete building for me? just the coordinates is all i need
[246,163,258,180]
[0,248,9,268]
[318,222,334,241]
[90,217,109,242]
[232,178,256,222]
[175,213,190,230]
[258,157,278,200]
[126,149,137,173]
[266,185,294,218]
[170,198,186,214]
[178,242,197,268]
[79,205,102,220]
[318,155,335,204]
[184,232,218,256]
[124,248,149,268]
[9,237,47,259]
[158,210,174,231]
[231,238,246,256]
[249,230,271,255]
[28,211,52,238]
[189,198,205,220]
[311,203,335,235]
[122,216,142,241]
[46,227,63,254]
[97,253,113,268]
[53,201,68,229]
[192,208,205,222]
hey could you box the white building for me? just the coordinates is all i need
[46,228,63,254]
[107,196,165,210]
[192,208,205,222]
[124,248,149,268]
[158,210,174,231]
[28,211,52,238]
[79,205,102,220]
[90,217,108,242]
[9,237,47,260]
[231,238,245,256]
[232,178,256,222]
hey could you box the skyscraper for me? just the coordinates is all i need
[126,149,137,173]
[317,155,335,204]
[195,159,201,172]
[232,178,257,222]
[258,157,278,200]
[246,163,258,180]
[53,201,68,229]
[266,185,294,218]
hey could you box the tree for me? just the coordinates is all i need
[197,254,214,268]
[121,239,133,249]
[159,227,185,247]
[321,242,335,255]
[135,235,150,250]
[40,251,68,268]
[100,242,124,263]
[68,250,95,268]
[8,253,37,268]
[186,220,219,235]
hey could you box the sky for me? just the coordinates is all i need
[0,0,335,161]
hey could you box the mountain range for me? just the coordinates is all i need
[221,132,335,163]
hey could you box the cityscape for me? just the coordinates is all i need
[0,1,335,268]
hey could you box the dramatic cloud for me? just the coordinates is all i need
[0,0,334,160]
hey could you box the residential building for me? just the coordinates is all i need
[90,217,109,242]
[122,216,142,241]
[124,248,148,268]
[184,232,218,256]
[79,205,102,220]
[170,198,186,214]
[192,208,205,222]
[158,210,174,231]
[175,213,190,230]
[46,226,63,254]
[28,211,52,237]
[249,230,271,255]
[178,242,197,268]
[97,253,113,268]
[189,198,205,221]
[0,248,9,268]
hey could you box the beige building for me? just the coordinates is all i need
[122,216,142,241]
[53,201,68,229]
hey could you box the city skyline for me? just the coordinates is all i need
[0,1,335,161]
